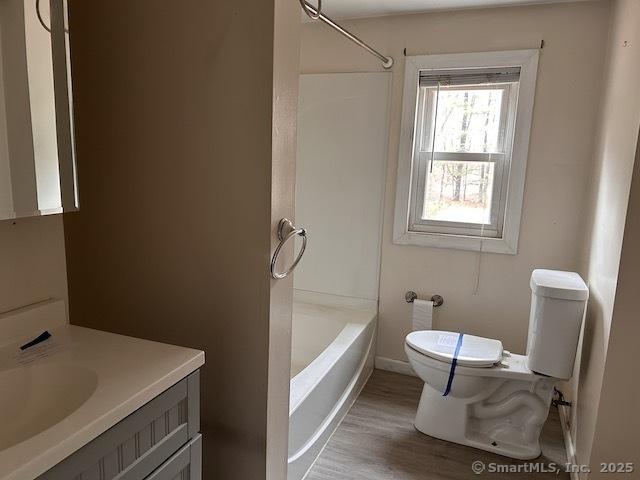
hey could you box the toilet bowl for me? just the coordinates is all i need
[405,331,555,459]
[404,270,589,460]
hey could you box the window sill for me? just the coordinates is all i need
[393,230,518,255]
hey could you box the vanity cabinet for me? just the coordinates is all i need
[38,371,201,480]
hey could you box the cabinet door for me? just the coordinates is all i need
[145,435,201,480]
[39,372,200,480]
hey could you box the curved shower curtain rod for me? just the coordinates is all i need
[299,0,394,69]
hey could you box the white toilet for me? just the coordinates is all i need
[405,269,589,460]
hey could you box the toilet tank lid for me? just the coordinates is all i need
[530,269,589,301]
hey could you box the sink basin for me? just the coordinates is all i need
[0,323,204,480]
[0,363,98,450]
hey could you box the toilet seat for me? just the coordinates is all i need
[406,330,503,368]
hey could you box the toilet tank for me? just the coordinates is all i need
[526,269,589,380]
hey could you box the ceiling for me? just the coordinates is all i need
[304,0,588,20]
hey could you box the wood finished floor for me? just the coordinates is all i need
[306,370,568,480]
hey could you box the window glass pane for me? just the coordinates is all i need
[424,87,505,154]
[422,161,495,225]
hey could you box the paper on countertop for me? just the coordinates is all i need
[0,328,71,371]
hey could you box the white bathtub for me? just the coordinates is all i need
[288,290,377,480]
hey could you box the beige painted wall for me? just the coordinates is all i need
[588,131,640,478]
[300,1,611,361]
[268,0,301,477]
[0,216,67,316]
[64,1,299,478]
[570,0,640,473]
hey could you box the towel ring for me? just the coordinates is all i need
[299,0,322,19]
[271,218,307,280]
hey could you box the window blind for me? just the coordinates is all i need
[419,67,521,87]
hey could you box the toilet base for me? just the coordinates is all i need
[413,380,555,460]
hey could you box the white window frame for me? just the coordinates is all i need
[410,83,517,239]
[393,50,539,254]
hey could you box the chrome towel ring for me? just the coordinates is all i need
[271,218,307,280]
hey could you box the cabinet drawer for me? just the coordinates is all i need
[39,371,200,480]
[145,435,201,480]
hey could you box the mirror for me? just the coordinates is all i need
[0,0,77,220]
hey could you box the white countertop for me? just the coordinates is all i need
[0,324,205,480]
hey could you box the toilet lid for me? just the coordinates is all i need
[406,330,503,368]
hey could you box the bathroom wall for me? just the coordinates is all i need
[295,73,390,300]
[63,0,299,478]
[570,0,640,474]
[300,1,611,362]
[588,131,640,477]
[587,132,640,478]
[0,216,68,316]
[268,1,301,476]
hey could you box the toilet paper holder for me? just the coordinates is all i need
[405,291,444,308]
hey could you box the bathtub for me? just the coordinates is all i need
[288,290,377,480]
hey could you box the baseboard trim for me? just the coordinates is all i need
[558,403,579,480]
[375,356,417,377]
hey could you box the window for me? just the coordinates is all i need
[393,51,539,254]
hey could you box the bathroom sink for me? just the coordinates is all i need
[0,363,98,450]
[0,323,204,480]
